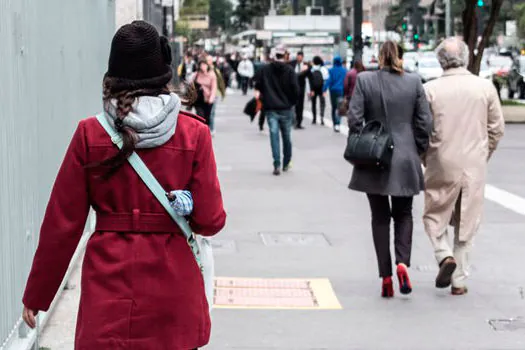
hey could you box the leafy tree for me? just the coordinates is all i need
[209,0,234,31]
[462,0,504,74]
[385,0,426,34]
[180,0,209,16]
[515,2,525,39]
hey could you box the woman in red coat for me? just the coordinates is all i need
[21,21,226,349]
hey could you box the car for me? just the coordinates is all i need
[478,61,493,80]
[403,59,417,72]
[416,58,443,83]
[488,55,513,77]
[421,51,437,59]
[403,51,420,63]
[507,56,525,99]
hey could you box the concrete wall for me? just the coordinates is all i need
[0,1,114,349]
[116,0,143,29]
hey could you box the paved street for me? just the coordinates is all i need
[41,90,525,349]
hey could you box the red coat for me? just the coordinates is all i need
[23,112,226,349]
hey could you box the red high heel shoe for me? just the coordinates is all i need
[382,277,394,298]
[397,263,412,295]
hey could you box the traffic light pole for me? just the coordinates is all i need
[353,0,363,63]
[162,0,179,85]
[445,0,451,37]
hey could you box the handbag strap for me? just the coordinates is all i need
[95,113,192,240]
[376,70,390,132]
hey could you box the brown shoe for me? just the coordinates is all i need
[435,257,457,288]
[451,286,468,295]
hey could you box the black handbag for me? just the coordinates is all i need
[344,71,394,169]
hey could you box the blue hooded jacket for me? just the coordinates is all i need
[324,56,347,93]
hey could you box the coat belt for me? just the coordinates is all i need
[96,210,180,233]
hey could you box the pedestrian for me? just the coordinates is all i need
[344,60,365,99]
[237,54,254,95]
[347,40,432,298]
[206,55,226,136]
[324,56,347,132]
[308,56,329,125]
[423,38,505,295]
[289,51,309,129]
[21,21,226,349]
[254,45,299,176]
[218,56,232,88]
[193,57,217,125]
[179,51,196,83]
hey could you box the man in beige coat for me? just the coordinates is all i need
[423,38,505,295]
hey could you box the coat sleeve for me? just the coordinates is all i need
[215,68,226,98]
[23,121,90,312]
[347,75,365,132]
[487,84,505,159]
[413,79,433,155]
[254,68,262,92]
[188,124,226,236]
[289,69,300,104]
[344,72,351,97]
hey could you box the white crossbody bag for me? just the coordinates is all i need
[96,113,215,310]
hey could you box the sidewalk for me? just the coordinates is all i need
[40,91,525,349]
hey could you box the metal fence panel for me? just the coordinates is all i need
[0,0,115,348]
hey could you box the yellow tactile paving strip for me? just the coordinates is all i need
[213,277,343,310]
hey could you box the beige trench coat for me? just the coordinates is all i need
[423,68,505,242]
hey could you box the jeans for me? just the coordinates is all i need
[267,109,293,169]
[209,98,218,132]
[366,194,414,278]
[311,91,325,123]
[329,90,343,126]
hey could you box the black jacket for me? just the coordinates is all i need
[255,61,299,111]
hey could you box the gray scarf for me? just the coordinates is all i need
[104,93,181,149]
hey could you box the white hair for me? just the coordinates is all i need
[435,37,470,70]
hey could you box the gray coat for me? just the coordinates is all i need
[347,69,432,197]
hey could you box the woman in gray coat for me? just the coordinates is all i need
[348,41,432,298]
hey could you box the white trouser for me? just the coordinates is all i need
[430,230,473,288]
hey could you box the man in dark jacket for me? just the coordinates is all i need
[289,51,309,129]
[255,45,300,175]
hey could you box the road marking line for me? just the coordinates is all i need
[303,110,525,217]
[485,184,525,216]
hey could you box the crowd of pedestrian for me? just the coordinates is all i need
[18,18,506,350]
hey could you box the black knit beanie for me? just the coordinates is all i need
[105,21,173,92]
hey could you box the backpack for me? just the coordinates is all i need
[310,70,324,92]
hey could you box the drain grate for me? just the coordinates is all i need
[488,318,525,332]
[259,232,331,247]
[213,277,341,310]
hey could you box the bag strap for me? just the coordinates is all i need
[95,113,192,240]
[376,70,390,132]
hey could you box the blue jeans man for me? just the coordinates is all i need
[329,90,343,132]
[266,108,294,175]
